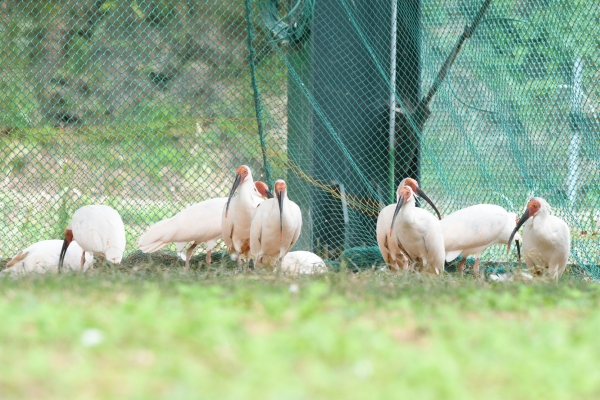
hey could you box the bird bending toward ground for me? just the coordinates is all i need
[59,205,126,272]
[441,204,521,278]
[3,240,93,276]
[508,197,570,281]
[138,197,228,272]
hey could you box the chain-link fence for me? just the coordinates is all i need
[1,1,599,275]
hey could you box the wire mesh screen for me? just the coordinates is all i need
[1,1,598,276]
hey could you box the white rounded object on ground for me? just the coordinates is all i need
[280,251,327,275]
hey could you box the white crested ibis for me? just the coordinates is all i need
[441,204,522,278]
[508,197,570,280]
[280,251,327,275]
[3,240,93,276]
[398,177,442,220]
[390,185,445,274]
[221,165,264,262]
[376,204,409,271]
[250,179,302,267]
[376,177,440,271]
[59,205,126,272]
[254,181,274,199]
[138,197,228,272]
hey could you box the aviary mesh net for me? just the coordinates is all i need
[1,0,598,276]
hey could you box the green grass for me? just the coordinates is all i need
[1,264,600,399]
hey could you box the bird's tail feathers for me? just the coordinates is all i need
[138,241,167,253]
[6,251,29,267]
[137,218,175,253]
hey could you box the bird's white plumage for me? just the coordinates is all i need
[249,183,301,265]
[3,240,93,276]
[376,204,408,270]
[69,205,126,263]
[519,197,570,280]
[442,204,521,259]
[137,197,227,257]
[221,168,263,260]
[280,251,326,275]
[392,186,445,274]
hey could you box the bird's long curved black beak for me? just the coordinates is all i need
[58,232,72,273]
[225,173,242,218]
[507,209,529,253]
[265,189,274,199]
[390,196,405,236]
[416,188,442,220]
[277,189,285,241]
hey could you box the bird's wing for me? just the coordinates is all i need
[445,250,463,262]
[86,229,105,254]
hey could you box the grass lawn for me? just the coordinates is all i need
[1,263,600,399]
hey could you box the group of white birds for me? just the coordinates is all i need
[3,165,326,276]
[3,167,570,280]
[377,178,571,280]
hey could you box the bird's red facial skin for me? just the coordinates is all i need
[398,187,411,203]
[236,166,249,181]
[404,178,419,192]
[275,181,286,195]
[255,182,267,196]
[527,200,541,217]
[65,229,73,244]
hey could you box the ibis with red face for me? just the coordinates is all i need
[221,166,265,262]
[58,205,126,272]
[508,197,570,280]
[390,185,445,274]
[398,177,442,220]
[250,179,302,267]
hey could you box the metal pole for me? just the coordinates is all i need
[244,0,273,187]
[569,56,583,205]
[388,0,398,204]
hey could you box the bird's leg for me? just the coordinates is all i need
[473,257,480,279]
[206,249,212,265]
[184,243,198,273]
[459,257,467,277]
[402,257,409,271]
[255,256,262,270]
[240,241,251,272]
[80,251,86,272]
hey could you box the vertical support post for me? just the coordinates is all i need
[569,56,583,206]
[244,0,272,186]
[388,0,398,204]
[394,0,422,187]
[287,34,312,250]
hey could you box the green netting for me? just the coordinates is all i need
[1,1,598,276]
